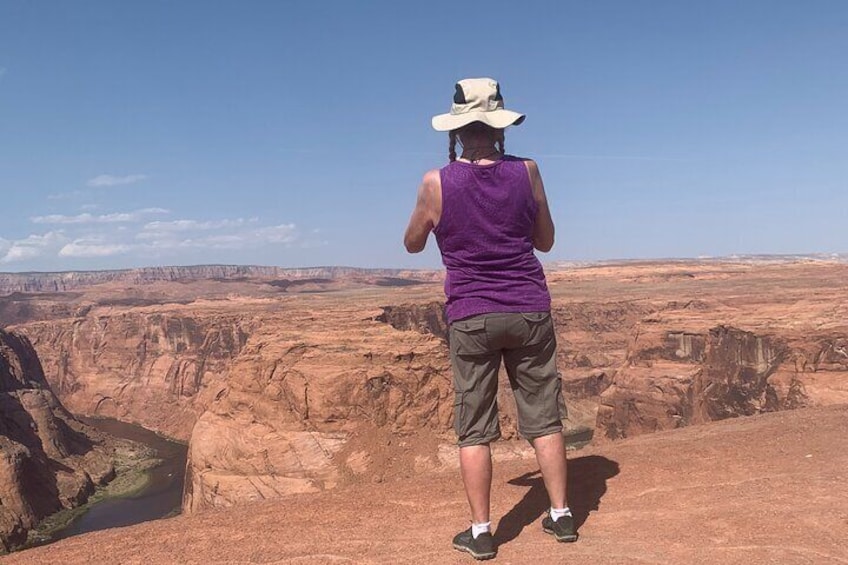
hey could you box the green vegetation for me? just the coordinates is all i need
[24,444,163,549]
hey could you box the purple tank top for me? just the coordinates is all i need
[434,156,551,323]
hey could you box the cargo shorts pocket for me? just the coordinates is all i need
[555,375,568,420]
[521,311,554,346]
[450,316,490,356]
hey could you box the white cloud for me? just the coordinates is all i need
[86,174,148,188]
[1,247,39,263]
[59,241,132,258]
[189,234,246,249]
[2,212,303,267]
[0,232,67,264]
[141,218,254,233]
[32,213,95,225]
[32,208,169,225]
[136,219,298,250]
[255,223,298,244]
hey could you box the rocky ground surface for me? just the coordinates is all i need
[3,404,846,564]
[3,260,847,517]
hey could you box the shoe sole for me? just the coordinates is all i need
[452,542,497,560]
[543,526,579,543]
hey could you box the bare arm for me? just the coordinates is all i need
[525,159,555,252]
[404,170,442,253]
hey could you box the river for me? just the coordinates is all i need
[48,417,188,542]
[39,419,585,543]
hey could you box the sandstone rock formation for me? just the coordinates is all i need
[0,330,118,552]
[6,260,848,517]
[594,294,848,439]
[5,404,847,565]
[20,309,253,441]
[375,301,448,340]
[181,297,456,512]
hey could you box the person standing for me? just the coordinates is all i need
[404,78,576,560]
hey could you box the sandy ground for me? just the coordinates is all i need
[4,404,847,565]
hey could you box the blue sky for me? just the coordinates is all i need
[1,1,846,272]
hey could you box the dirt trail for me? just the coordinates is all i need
[5,405,847,565]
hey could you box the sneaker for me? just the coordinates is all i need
[542,514,578,542]
[452,528,497,560]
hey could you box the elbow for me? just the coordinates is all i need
[404,236,424,254]
[532,220,555,253]
[534,237,554,253]
[404,219,433,253]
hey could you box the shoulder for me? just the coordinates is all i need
[417,169,442,204]
[513,157,541,186]
[422,168,441,186]
[517,158,546,200]
[517,157,539,175]
[500,155,539,175]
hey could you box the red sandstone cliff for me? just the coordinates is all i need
[8,261,848,517]
[19,310,252,441]
[0,330,119,552]
[596,308,848,439]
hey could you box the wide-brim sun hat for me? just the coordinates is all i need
[431,77,526,132]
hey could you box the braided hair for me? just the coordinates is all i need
[495,128,505,156]
[449,130,458,162]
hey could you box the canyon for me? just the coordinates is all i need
[6,402,847,564]
[0,329,137,552]
[1,259,847,557]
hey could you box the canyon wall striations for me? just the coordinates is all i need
[20,310,253,441]
[5,261,847,515]
[0,330,123,552]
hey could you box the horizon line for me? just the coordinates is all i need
[1,252,845,277]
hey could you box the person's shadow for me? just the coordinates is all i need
[494,455,620,545]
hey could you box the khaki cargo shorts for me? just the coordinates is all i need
[448,311,565,447]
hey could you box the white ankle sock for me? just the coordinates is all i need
[550,507,572,522]
[471,521,491,539]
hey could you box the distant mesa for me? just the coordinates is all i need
[0,265,443,295]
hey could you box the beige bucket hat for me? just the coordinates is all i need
[431,77,526,132]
